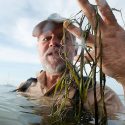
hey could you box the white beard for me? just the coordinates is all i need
[42,59,66,74]
[40,46,74,74]
[41,47,66,74]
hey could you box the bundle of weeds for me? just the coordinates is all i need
[50,6,108,125]
[47,7,124,125]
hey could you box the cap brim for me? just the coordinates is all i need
[32,13,67,37]
[33,19,67,37]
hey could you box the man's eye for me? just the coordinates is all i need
[43,38,48,42]
[42,36,52,42]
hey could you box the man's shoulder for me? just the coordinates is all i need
[17,77,37,92]
[88,83,119,99]
[16,70,44,92]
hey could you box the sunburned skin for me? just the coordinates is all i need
[96,0,107,7]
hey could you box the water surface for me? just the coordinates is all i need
[0,85,125,125]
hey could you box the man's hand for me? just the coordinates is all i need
[64,0,125,86]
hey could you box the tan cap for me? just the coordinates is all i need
[32,13,66,37]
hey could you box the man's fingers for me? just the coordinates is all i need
[77,0,96,28]
[63,20,82,39]
[77,0,104,28]
[95,0,117,25]
[64,20,94,47]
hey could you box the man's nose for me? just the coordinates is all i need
[49,36,61,47]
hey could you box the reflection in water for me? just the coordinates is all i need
[0,85,125,125]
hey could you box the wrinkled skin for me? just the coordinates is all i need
[64,0,125,90]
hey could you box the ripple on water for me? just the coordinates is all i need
[0,85,125,125]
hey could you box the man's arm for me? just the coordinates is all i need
[86,84,125,117]
[64,0,125,92]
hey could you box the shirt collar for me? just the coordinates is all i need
[37,71,59,96]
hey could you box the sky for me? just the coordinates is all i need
[0,0,125,94]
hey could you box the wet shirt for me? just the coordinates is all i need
[17,71,125,117]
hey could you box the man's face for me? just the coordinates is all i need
[37,22,76,74]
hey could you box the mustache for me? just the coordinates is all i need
[45,47,63,56]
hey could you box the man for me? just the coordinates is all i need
[17,0,125,118]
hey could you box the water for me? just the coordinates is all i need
[0,85,43,125]
[0,85,125,125]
